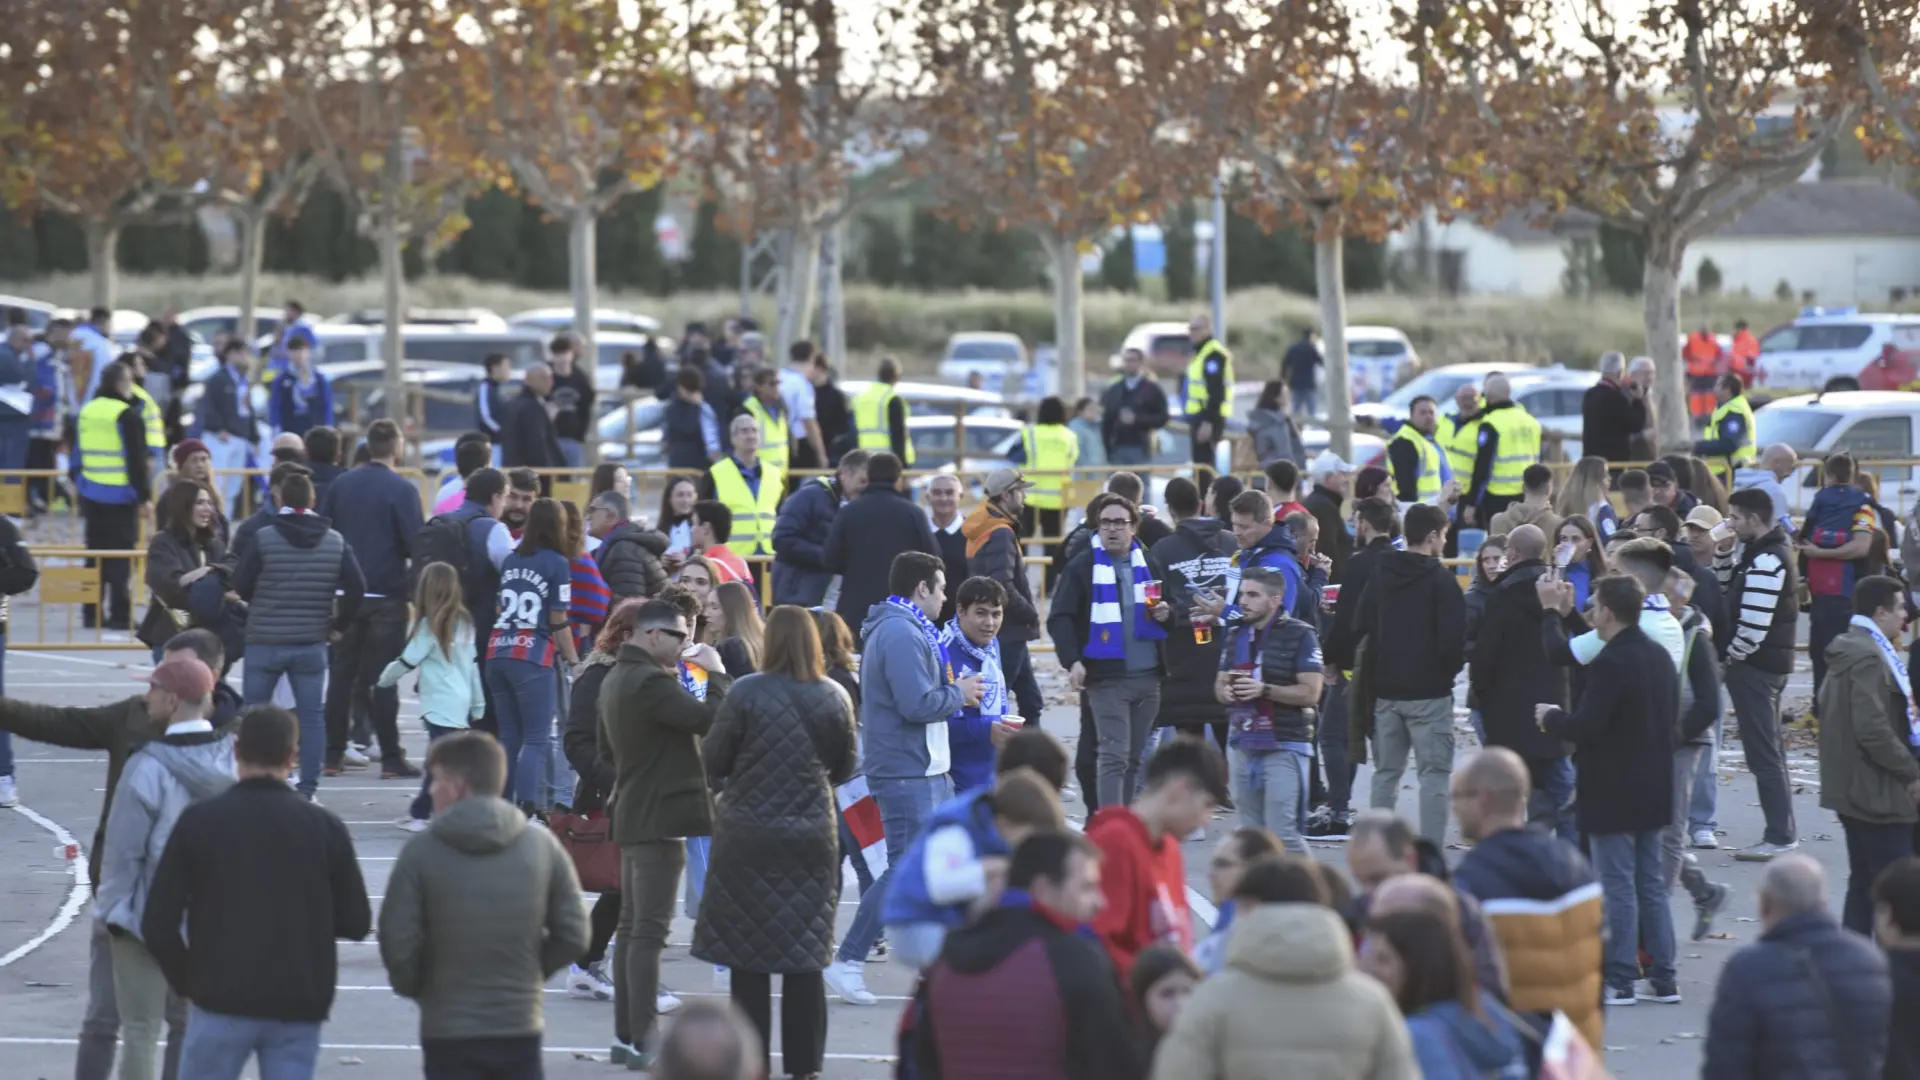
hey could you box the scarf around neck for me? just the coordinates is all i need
[1849,614,1917,746]
[942,621,1005,717]
[1086,540,1165,660]
[888,595,952,681]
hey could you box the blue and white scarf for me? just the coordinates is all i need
[1086,541,1165,660]
[942,622,1006,717]
[1850,614,1918,747]
[888,595,953,681]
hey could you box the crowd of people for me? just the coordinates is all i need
[5,297,1920,1080]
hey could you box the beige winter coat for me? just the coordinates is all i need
[1150,903,1418,1080]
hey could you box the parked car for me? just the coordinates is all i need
[327,307,507,330]
[0,294,57,330]
[507,307,662,338]
[1755,390,1920,516]
[836,380,1011,418]
[1344,325,1423,403]
[1352,362,1598,459]
[177,306,284,345]
[1756,308,1920,394]
[936,332,1029,389]
[253,323,548,372]
[1108,321,1196,373]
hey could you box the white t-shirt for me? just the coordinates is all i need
[778,366,817,425]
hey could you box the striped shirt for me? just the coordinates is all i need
[568,552,610,655]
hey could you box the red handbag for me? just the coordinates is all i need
[549,809,620,893]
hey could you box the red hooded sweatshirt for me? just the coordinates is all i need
[1084,805,1191,980]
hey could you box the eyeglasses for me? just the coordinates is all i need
[1097,517,1134,530]
[649,626,688,642]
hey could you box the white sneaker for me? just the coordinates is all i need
[1734,840,1799,862]
[341,746,370,768]
[1691,828,1719,849]
[0,776,17,808]
[823,960,877,1006]
[567,963,614,1001]
[398,817,428,833]
[657,989,683,1014]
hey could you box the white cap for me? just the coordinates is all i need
[1308,450,1354,480]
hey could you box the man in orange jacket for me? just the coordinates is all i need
[1724,319,1760,388]
[1685,326,1722,420]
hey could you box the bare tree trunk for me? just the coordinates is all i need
[1043,235,1085,403]
[1642,242,1690,450]
[378,215,406,436]
[235,209,267,344]
[1314,233,1353,460]
[819,222,846,364]
[85,220,121,312]
[774,226,822,366]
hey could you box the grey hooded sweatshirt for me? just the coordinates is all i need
[96,728,236,938]
[858,600,966,780]
[378,795,588,1040]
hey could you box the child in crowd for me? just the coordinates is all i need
[1130,943,1203,1062]
[941,576,1019,793]
[380,563,485,831]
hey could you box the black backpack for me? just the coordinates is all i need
[412,510,498,612]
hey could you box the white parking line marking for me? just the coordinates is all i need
[0,806,90,967]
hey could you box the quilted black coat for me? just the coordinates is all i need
[692,672,859,973]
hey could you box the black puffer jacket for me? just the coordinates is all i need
[770,476,840,607]
[1702,911,1892,1080]
[232,513,365,646]
[1354,547,1464,701]
[693,673,858,974]
[562,655,618,813]
[1150,517,1236,729]
[1467,559,1569,761]
[594,522,669,606]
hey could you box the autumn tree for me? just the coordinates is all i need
[464,0,691,379]
[285,0,491,412]
[1837,0,1920,153]
[694,0,917,363]
[1183,0,1464,458]
[1462,1,1861,447]
[909,0,1200,402]
[0,0,214,309]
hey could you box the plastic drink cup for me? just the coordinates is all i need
[1143,580,1162,605]
[1193,622,1213,645]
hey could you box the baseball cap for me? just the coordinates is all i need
[1683,505,1725,532]
[138,655,217,703]
[1308,450,1353,480]
[983,468,1031,497]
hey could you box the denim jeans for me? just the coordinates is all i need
[1319,675,1354,816]
[1590,829,1675,989]
[1527,755,1578,845]
[1841,815,1914,935]
[1230,746,1311,854]
[243,641,328,795]
[1370,696,1456,843]
[486,656,557,806]
[1727,662,1795,846]
[684,834,711,914]
[1663,745,1719,906]
[837,774,952,963]
[1808,594,1853,700]
[178,1007,320,1080]
[1689,715,1720,835]
[557,437,585,467]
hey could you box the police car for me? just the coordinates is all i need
[1755,308,1920,395]
[1755,391,1920,515]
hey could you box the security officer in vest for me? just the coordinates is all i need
[1693,373,1757,471]
[1386,395,1450,509]
[850,355,912,464]
[1462,372,1541,528]
[1009,396,1081,563]
[700,412,784,559]
[74,361,152,632]
[742,366,792,478]
[1183,313,1234,466]
[1436,382,1483,482]
[120,343,169,478]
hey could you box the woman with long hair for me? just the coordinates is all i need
[1130,943,1203,1063]
[1248,380,1305,468]
[139,480,228,658]
[590,461,632,506]
[694,605,858,1080]
[1360,909,1527,1079]
[1678,454,1729,514]
[811,607,858,710]
[1553,515,1607,610]
[485,497,580,817]
[378,562,484,830]
[658,475,699,561]
[552,499,610,814]
[708,580,764,675]
[1553,455,1617,538]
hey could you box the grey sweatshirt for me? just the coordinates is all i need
[96,728,237,938]
[858,600,966,780]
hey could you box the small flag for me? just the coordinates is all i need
[836,775,888,878]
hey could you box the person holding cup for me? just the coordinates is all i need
[940,576,1023,793]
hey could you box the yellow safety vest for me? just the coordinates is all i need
[1184,339,1235,419]
[76,396,136,504]
[851,383,913,465]
[743,397,790,474]
[1436,410,1481,480]
[1020,423,1080,511]
[1706,396,1758,468]
[1387,425,1444,504]
[708,456,784,557]
[130,384,166,450]
[1480,404,1542,497]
